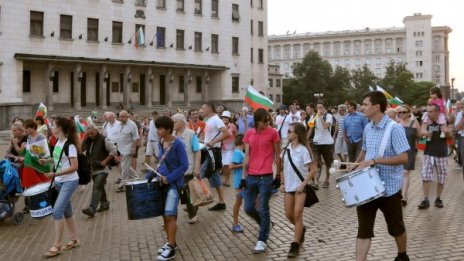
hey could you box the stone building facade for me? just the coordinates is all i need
[268,14,452,90]
[0,0,269,129]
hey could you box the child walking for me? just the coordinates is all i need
[230,134,245,233]
[279,122,317,258]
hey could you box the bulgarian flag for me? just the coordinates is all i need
[446,99,452,114]
[244,86,273,110]
[376,85,393,100]
[134,27,145,49]
[388,96,403,108]
[36,102,49,124]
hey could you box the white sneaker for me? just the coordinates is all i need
[253,240,267,254]
[188,216,198,224]
[157,243,168,254]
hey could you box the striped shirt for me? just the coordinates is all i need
[362,115,410,196]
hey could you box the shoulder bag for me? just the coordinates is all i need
[286,149,319,207]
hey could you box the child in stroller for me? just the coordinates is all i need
[0,159,24,224]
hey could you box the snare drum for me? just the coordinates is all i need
[336,167,385,207]
[125,179,165,220]
[22,182,53,218]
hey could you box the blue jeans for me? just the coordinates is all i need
[52,179,79,220]
[89,172,109,210]
[243,174,273,242]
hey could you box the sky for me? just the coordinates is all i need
[268,0,463,91]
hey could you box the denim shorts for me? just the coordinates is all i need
[52,179,79,220]
[164,186,180,216]
[200,158,222,188]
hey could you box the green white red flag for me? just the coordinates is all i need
[244,86,273,110]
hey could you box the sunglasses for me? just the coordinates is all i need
[397,111,409,114]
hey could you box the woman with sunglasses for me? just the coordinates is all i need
[396,105,421,206]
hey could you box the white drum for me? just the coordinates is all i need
[335,167,385,208]
[22,182,53,218]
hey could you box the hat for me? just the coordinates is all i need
[221,111,232,119]
[85,123,98,131]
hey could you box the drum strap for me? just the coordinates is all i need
[377,121,395,158]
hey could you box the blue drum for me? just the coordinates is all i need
[22,182,53,218]
[125,179,165,220]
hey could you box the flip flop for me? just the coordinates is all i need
[62,238,80,250]
[43,245,62,258]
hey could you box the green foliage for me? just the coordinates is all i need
[400,81,435,106]
[351,65,378,103]
[380,62,414,96]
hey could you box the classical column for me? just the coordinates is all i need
[202,71,208,102]
[167,69,172,107]
[74,64,82,110]
[100,65,107,109]
[44,64,54,111]
[145,67,152,108]
[123,66,131,107]
[184,70,191,107]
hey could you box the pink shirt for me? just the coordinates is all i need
[222,123,237,151]
[429,98,446,113]
[243,127,280,175]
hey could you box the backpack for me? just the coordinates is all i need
[323,113,337,137]
[63,141,91,185]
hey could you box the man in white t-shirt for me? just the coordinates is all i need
[312,100,335,189]
[101,112,121,144]
[275,105,292,148]
[289,105,301,123]
[201,101,231,211]
[115,110,140,192]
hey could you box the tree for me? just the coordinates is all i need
[400,81,434,106]
[351,65,378,103]
[329,66,352,105]
[380,62,414,96]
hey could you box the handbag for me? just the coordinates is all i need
[286,149,319,207]
[47,144,66,207]
[188,178,214,207]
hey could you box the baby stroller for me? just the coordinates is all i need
[0,159,24,224]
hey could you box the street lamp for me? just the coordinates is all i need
[314,93,324,101]
[451,77,456,100]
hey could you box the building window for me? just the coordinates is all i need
[416,51,423,56]
[232,37,239,55]
[156,27,165,47]
[251,48,254,63]
[250,20,253,35]
[269,94,273,101]
[53,71,59,92]
[376,58,381,65]
[323,42,331,56]
[258,21,264,36]
[232,76,239,93]
[22,70,31,92]
[178,76,184,93]
[276,79,281,87]
[258,49,264,63]
[211,0,218,17]
[276,94,281,102]
[259,0,264,9]
[436,55,441,62]
[269,79,273,87]
[416,61,423,67]
[274,45,281,59]
[157,0,166,8]
[194,0,202,15]
[112,21,123,43]
[435,65,441,72]
[87,18,99,41]
[436,75,441,84]
[250,0,253,7]
[176,0,184,12]
[60,15,72,39]
[343,41,351,56]
[176,29,184,49]
[135,24,145,45]
[415,40,423,47]
[232,4,240,22]
[30,11,44,36]
[194,32,202,51]
[284,45,290,58]
[294,44,301,58]
[196,76,202,93]
[211,34,219,53]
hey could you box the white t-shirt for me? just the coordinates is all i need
[275,114,292,139]
[104,120,121,143]
[313,113,334,145]
[147,119,159,142]
[53,139,79,183]
[281,144,312,192]
[204,115,225,148]
[290,111,301,123]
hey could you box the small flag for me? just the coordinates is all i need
[134,31,139,49]
[74,115,85,133]
[36,102,47,118]
[244,86,273,110]
[138,27,145,46]
[446,99,452,114]
[376,85,393,100]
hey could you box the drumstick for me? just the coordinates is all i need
[144,164,162,177]
[336,162,360,166]
[329,168,350,175]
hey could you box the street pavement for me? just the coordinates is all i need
[1,144,464,261]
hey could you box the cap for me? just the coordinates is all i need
[221,111,232,118]
[279,104,287,110]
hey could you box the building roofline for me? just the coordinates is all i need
[14,53,229,70]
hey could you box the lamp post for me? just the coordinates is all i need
[451,77,456,100]
[314,93,324,101]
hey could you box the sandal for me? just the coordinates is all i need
[62,238,80,250]
[43,245,62,257]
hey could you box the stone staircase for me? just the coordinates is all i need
[0,130,10,145]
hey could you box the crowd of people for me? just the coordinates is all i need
[2,86,462,260]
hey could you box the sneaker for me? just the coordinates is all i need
[435,198,444,208]
[232,224,244,233]
[322,181,330,188]
[300,226,307,244]
[115,187,125,193]
[97,202,110,212]
[418,200,430,209]
[208,203,226,211]
[115,178,122,184]
[394,253,410,261]
[157,244,176,260]
[287,242,300,258]
[253,240,267,254]
[157,243,168,254]
[82,207,96,217]
[188,216,198,224]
